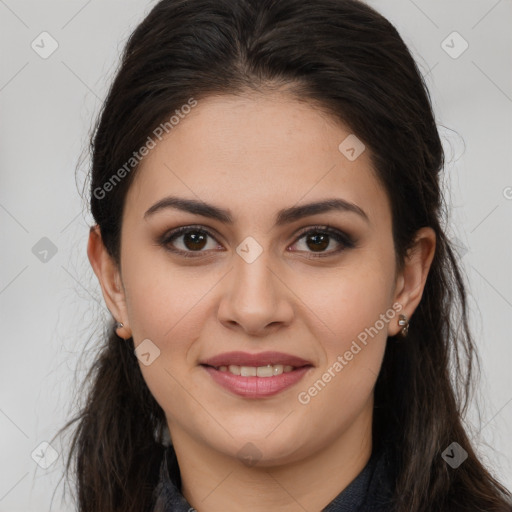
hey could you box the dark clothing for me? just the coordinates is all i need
[151,442,396,511]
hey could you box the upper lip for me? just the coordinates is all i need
[200,351,313,368]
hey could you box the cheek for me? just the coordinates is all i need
[306,259,395,349]
[121,243,210,343]
[295,276,391,432]
[295,253,395,411]
[120,250,212,418]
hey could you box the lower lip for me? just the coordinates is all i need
[201,365,313,398]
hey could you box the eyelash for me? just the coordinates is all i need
[158,224,356,259]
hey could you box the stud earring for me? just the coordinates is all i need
[397,314,409,337]
[115,321,130,340]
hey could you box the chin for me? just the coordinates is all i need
[207,432,308,468]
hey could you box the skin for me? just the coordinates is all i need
[88,92,436,512]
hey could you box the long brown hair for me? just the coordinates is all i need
[53,0,512,510]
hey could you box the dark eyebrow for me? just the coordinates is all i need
[144,196,369,225]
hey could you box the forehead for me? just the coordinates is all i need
[125,93,390,228]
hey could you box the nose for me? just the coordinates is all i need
[217,248,294,337]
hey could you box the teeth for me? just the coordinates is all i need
[242,366,258,377]
[216,364,296,377]
[228,365,240,375]
[257,365,277,377]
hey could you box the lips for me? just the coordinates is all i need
[200,351,313,369]
[200,351,314,398]
[202,364,312,398]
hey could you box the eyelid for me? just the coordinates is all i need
[294,224,355,245]
[157,224,223,257]
[158,223,356,257]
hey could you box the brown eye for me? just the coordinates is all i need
[159,224,355,259]
[304,232,330,252]
[290,226,356,257]
[181,230,208,251]
[160,226,221,257]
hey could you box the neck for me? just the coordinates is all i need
[169,406,373,512]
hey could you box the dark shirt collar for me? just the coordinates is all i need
[151,442,395,511]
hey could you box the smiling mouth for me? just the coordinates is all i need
[200,363,313,398]
[201,363,311,377]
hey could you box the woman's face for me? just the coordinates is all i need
[94,92,430,466]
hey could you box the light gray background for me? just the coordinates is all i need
[1,1,511,510]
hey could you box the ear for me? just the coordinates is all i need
[389,227,436,336]
[87,225,131,338]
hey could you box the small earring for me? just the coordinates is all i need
[115,322,129,340]
[397,314,409,337]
